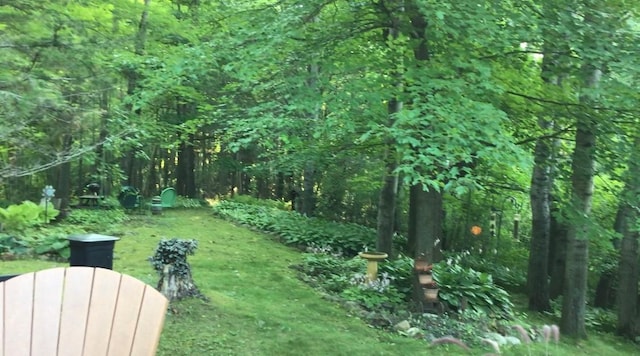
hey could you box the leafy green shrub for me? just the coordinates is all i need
[0,234,31,256]
[298,252,365,292]
[341,272,405,310]
[97,196,122,210]
[230,195,289,210]
[548,298,616,333]
[174,196,209,208]
[459,253,527,292]
[585,307,617,333]
[0,201,59,231]
[32,232,70,260]
[212,200,376,255]
[378,254,414,296]
[432,254,513,318]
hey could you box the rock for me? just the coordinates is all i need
[366,311,391,328]
[406,327,423,338]
[504,336,522,345]
[484,332,507,345]
[394,320,411,332]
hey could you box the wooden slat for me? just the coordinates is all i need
[129,286,168,356]
[31,268,65,355]
[3,272,35,356]
[83,268,121,356]
[57,267,95,356]
[107,274,145,356]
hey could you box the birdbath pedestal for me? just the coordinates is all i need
[358,251,388,281]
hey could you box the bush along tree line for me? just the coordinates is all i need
[2,0,640,342]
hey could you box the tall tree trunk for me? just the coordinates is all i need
[375,5,402,254]
[527,40,565,312]
[560,66,600,339]
[177,135,196,197]
[593,204,625,308]
[121,0,149,189]
[409,185,443,261]
[616,133,640,337]
[376,151,398,254]
[548,201,568,298]
[275,172,285,200]
[527,118,553,312]
[300,162,316,216]
[405,1,443,263]
[56,132,73,213]
[298,51,320,216]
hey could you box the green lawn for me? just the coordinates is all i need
[2,209,639,355]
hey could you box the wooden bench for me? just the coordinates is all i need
[1,266,168,355]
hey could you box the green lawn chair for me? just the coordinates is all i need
[118,186,144,213]
[119,193,142,213]
[160,188,177,208]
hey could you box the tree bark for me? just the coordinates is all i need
[376,155,398,254]
[548,203,568,298]
[409,185,443,261]
[527,121,552,312]
[560,66,600,339]
[375,5,402,255]
[616,134,640,337]
[301,162,316,216]
[177,135,196,197]
[158,264,204,302]
[527,39,564,312]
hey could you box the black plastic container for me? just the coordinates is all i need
[68,234,120,270]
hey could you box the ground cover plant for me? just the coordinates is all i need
[0,208,636,355]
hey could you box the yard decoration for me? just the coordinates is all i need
[358,251,388,282]
[149,238,207,302]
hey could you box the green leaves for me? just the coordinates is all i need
[432,256,514,318]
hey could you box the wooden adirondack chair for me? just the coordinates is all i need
[1,266,168,356]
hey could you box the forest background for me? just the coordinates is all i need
[1,0,640,342]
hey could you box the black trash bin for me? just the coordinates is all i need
[68,234,120,269]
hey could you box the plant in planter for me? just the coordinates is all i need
[149,238,207,302]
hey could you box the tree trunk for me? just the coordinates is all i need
[527,39,565,312]
[548,203,568,298]
[158,264,203,302]
[376,156,398,254]
[527,118,553,312]
[300,162,316,216]
[409,185,444,261]
[177,135,196,197]
[616,134,640,337]
[560,66,600,339]
[593,272,615,309]
[594,203,626,309]
[275,172,285,200]
[376,3,404,255]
